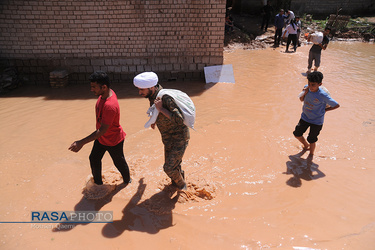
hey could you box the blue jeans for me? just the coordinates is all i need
[89,140,130,185]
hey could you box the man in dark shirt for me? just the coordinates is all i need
[307,27,331,74]
[134,72,189,190]
[261,1,273,31]
[274,9,285,47]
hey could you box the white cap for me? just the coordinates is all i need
[133,72,158,88]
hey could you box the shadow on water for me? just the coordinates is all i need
[284,149,326,188]
[0,79,207,100]
[53,178,179,236]
[52,182,129,232]
[101,178,179,237]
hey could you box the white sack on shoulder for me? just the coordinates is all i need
[310,31,323,44]
[144,89,196,129]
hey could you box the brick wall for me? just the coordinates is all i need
[0,0,226,85]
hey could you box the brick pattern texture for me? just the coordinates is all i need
[0,0,226,84]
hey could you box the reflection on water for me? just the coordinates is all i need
[1,42,375,249]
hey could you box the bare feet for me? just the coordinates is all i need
[295,136,310,151]
[307,154,314,167]
[302,145,310,150]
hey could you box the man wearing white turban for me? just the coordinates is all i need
[134,72,189,190]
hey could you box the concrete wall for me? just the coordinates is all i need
[0,0,226,85]
[231,0,263,15]
[291,0,375,17]
[231,0,375,17]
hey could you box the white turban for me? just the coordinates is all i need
[133,72,158,88]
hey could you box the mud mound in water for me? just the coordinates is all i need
[157,175,217,203]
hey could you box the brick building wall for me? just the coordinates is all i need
[0,0,226,85]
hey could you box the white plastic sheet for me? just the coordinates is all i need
[204,64,235,84]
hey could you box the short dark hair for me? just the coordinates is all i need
[325,27,332,31]
[89,71,110,88]
[307,71,323,83]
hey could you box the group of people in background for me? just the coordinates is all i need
[273,8,301,52]
[230,1,331,73]
[262,2,339,162]
[261,2,339,164]
[268,2,331,74]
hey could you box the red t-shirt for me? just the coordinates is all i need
[95,90,126,146]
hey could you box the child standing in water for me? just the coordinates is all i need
[293,71,340,157]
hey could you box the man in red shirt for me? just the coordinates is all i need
[69,71,131,185]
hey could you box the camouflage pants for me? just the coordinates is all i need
[162,136,189,188]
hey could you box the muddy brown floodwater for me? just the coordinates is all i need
[1,41,375,249]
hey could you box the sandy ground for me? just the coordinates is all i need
[1,41,375,249]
